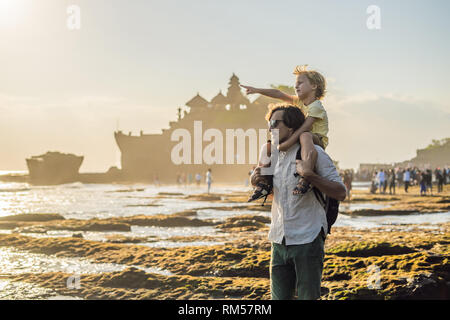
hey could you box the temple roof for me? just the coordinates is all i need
[210,91,228,105]
[226,74,250,106]
[186,93,209,108]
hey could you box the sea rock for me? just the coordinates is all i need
[0,213,65,222]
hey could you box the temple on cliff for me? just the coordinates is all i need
[114,74,279,183]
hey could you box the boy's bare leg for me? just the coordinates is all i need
[293,132,318,195]
[252,142,271,192]
[301,132,318,164]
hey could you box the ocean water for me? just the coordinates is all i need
[0,179,449,234]
[0,176,449,299]
[0,181,253,220]
[0,179,261,244]
[351,181,372,190]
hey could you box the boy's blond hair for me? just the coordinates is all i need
[293,65,327,100]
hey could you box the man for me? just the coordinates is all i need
[388,169,396,195]
[251,104,346,300]
[343,170,353,200]
[426,169,433,195]
[377,169,386,194]
[403,169,411,193]
[436,168,444,193]
[206,168,212,194]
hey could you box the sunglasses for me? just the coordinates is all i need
[268,119,284,130]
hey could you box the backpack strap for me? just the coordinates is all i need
[312,186,327,208]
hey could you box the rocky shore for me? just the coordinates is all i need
[0,184,448,300]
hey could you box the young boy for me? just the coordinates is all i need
[242,65,329,200]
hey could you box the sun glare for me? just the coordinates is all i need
[0,0,26,28]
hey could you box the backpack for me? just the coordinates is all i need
[294,146,340,235]
[312,187,340,235]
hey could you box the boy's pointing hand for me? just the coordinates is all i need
[240,85,258,95]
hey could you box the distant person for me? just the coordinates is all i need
[435,168,444,193]
[370,171,378,194]
[377,169,386,194]
[426,169,433,195]
[445,167,449,185]
[397,169,404,187]
[343,170,352,200]
[187,173,193,185]
[206,169,212,194]
[153,174,160,187]
[419,171,427,196]
[181,172,187,187]
[411,168,418,186]
[403,169,411,193]
[242,65,329,199]
[388,169,396,195]
[195,173,201,186]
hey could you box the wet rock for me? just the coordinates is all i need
[109,188,145,193]
[104,235,158,244]
[395,273,449,299]
[157,192,184,196]
[75,222,131,232]
[217,215,270,231]
[13,226,48,234]
[0,213,65,222]
[184,194,223,202]
[342,209,417,216]
[0,187,449,300]
[125,203,161,207]
[170,210,197,217]
[328,242,417,257]
[115,215,216,227]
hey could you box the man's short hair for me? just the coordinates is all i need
[293,65,327,100]
[265,103,305,131]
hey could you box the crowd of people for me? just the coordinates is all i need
[369,167,449,195]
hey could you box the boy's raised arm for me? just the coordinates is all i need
[240,85,295,104]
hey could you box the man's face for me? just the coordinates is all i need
[269,110,293,144]
[295,74,316,100]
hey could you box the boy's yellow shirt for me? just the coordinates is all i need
[292,96,329,148]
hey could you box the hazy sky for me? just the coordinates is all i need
[1,0,449,172]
